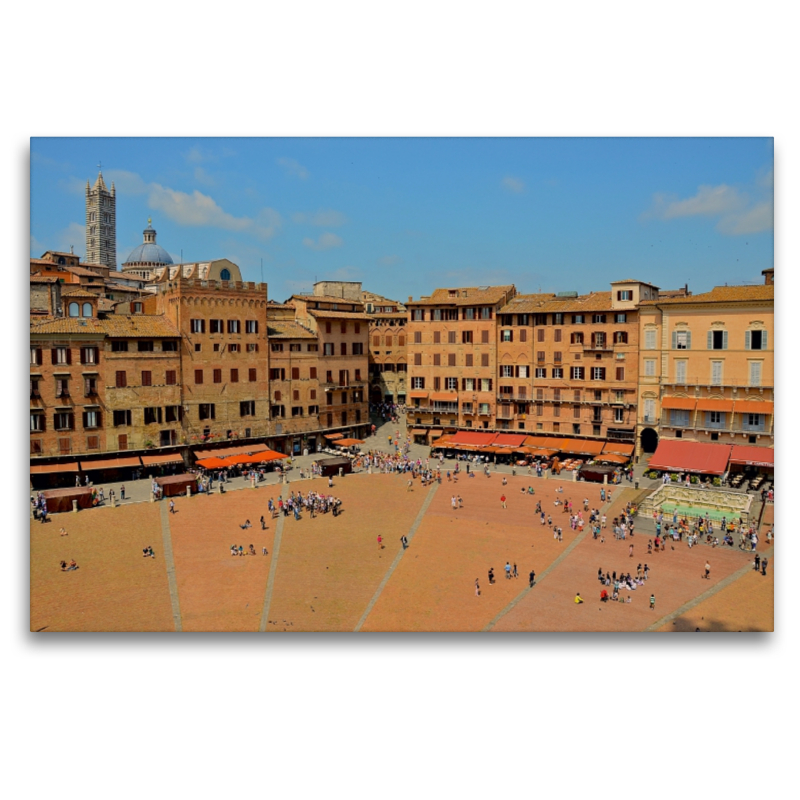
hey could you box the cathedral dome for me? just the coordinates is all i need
[122,219,173,268]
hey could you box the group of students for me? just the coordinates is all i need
[597,564,650,602]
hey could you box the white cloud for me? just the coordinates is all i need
[303,232,343,251]
[643,174,773,236]
[59,176,88,195]
[105,169,149,195]
[654,184,747,219]
[147,183,282,240]
[278,157,310,180]
[501,176,525,194]
[184,145,215,164]
[292,209,347,226]
[716,201,774,235]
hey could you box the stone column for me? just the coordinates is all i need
[72,499,78,512]
[186,486,192,498]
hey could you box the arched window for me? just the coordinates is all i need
[220,268,231,281]
[82,303,92,317]
[68,302,79,317]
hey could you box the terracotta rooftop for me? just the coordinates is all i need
[640,284,774,306]
[267,320,317,339]
[291,293,364,307]
[498,293,557,313]
[610,278,660,288]
[29,274,59,284]
[367,311,407,318]
[63,265,105,278]
[308,309,372,320]
[409,285,516,306]
[30,314,180,338]
[534,291,617,314]
[61,289,98,299]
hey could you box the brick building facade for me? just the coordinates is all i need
[363,291,407,406]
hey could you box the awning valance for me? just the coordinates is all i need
[30,461,80,475]
[661,397,697,411]
[696,398,735,413]
[141,453,184,466]
[728,445,774,468]
[81,456,142,470]
[735,400,774,415]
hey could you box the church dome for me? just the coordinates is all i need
[122,219,173,268]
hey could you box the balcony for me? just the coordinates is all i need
[496,395,529,403]
[583,343,612,352]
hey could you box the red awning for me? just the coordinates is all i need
[596,453,630,464]
[81,456,142,470]
[490,433,528,447]
[696,398,735,413]
[558,438,605,456]
[408,391,428,399]
[30,461,80,475]
[141,453,184,466]
[729,445,774,468]
[735,400,774,415]
[196,457,228,469]
[430,392,458,402]
[648,440,732,475]
[661,397,697,411]
[448,431,498,446]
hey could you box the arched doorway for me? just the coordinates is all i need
[370,385,383,404]
[640,427,658,454]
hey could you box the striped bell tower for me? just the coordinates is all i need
[85,164,117,268]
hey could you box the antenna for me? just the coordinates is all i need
[180,249,183,265]
[260,258,264,283]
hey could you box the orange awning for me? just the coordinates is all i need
[661,397,697,411]
[735,400,774,415]
[523,435,563,449]
[81,456,142,470]
[30,461,80,475]
[409,391,428,399]
[193,443,269,459]
[602,442,635,457]
[196,457,228,469]
[558,438,605,456]
[430,392,458,402]
[596,453,630,464]
[696,398,735,412]
[729,445,774,468]
[141,453,184,466]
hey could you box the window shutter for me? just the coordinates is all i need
[707,331,713,349]
[745,331,751,350]
[685,331,691,350]
[672,331,677,349]
[51,348,57,364]
[763,330,768,349]
[600,368,606,380]
[722,331,728,350]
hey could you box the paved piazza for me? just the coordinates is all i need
[30,422,773,633]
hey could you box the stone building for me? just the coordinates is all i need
[289,283,370,440]
[405,285,517,442]
[85,170,116,269]
[266,308,323,455]
[498,282,644,444]
[363,291,407,406]
[151,271,271,448]
[636,279,774,456]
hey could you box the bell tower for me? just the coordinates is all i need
[85,164,117,268]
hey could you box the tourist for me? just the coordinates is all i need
[505,562,512,580]
[169,499,175,514]
[761,556,769,576]
[703,561,711,580]
[650,594,656,610]
[59,527,68,537]
[574,592,584,604]
[529,570,535,587]
[475,579,481,597]
[501,494,507,509]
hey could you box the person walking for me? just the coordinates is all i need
[754,553,761,572]
[377,534,384,550]
[504,561,512,580]
[529,570,535,587]
[501,494,507,509]
[650,594,656,610]
[629,543,634,558]
[120,484,126,500]
[400,535,408,550]
[513,563,518,578]
[703,561,711,580]
[761,556,769,576]
[169,499,175,514]
[475,579,481,598]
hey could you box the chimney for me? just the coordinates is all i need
[408,296,413,303]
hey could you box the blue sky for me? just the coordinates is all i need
[30,137,773,302]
